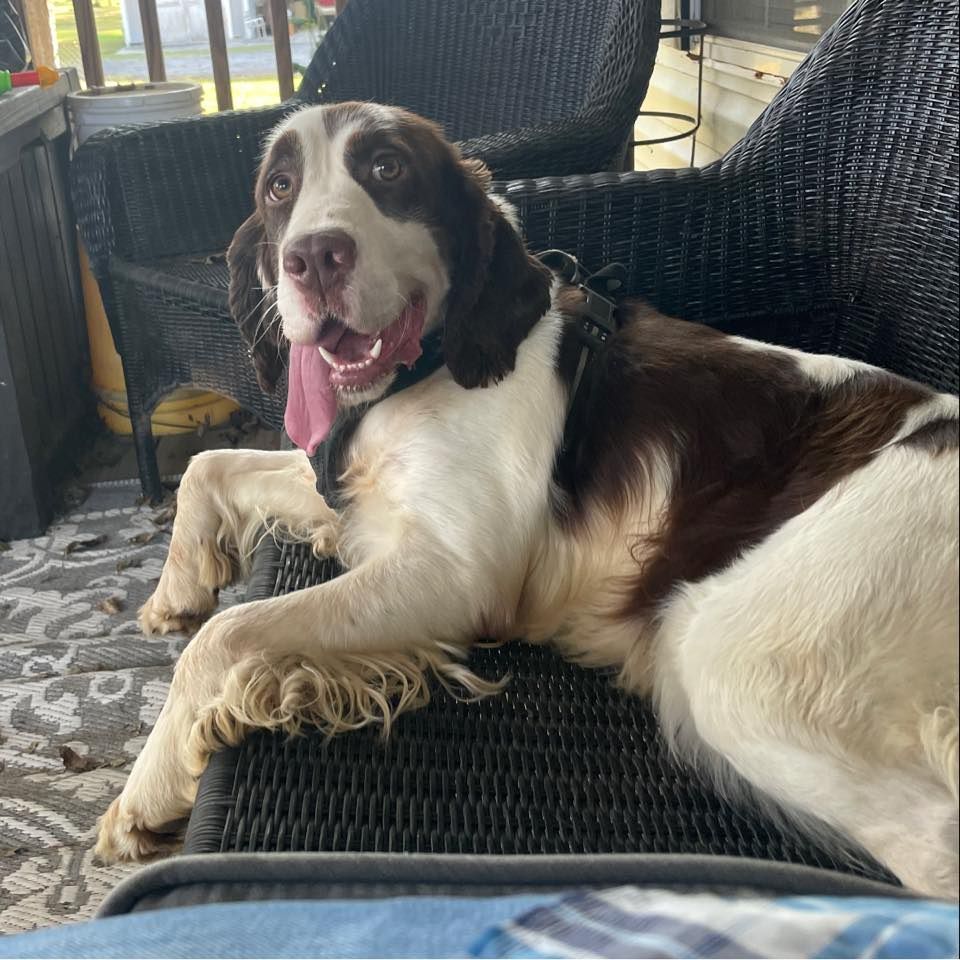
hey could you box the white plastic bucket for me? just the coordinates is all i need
[68,81,239,436]
[67,81,203,144]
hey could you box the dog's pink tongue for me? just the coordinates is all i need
[285,344,337,456]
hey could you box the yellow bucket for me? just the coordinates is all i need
[79,244,238,436]
[71,82,238,435]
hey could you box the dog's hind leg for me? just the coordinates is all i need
[680,719,959,898]
[649,444,959,898]
[655,601,959,898]
[140,449,338,635]
[704,726,958,897]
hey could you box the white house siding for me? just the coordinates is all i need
[120,0,247,47]
[634,36,806,170]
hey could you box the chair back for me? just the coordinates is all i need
[714,0,959,389]
[512,0,958,390]
[296,0,657,144]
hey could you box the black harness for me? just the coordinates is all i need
[308,252,626,503]
[536,250,626,484]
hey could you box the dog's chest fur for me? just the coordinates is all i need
[336,309,571,633]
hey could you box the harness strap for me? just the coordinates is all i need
[537,250,627,477]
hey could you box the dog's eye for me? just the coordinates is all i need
[372,153,403,182]
[268,174,294,201]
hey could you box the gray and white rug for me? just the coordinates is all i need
[0,481,242,934]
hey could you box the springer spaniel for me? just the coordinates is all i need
[98,103,959,898]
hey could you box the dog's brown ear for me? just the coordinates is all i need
[460,157,493,191]
[227,210,286,394]
[442,169,552,389]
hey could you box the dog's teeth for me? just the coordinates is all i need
[370,338,383,360]
[318,345,337,365]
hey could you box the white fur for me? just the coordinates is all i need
[728,335,877,386]
[653,442,958,894]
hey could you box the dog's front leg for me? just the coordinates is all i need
[97,543,497,862]
[141,449,338,635]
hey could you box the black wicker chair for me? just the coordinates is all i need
[69,0,661,500]
[178,0,957,882]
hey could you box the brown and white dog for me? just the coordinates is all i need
[97,103,959,898]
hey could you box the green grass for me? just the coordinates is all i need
[195,77,282,111]
[54,0,284,111]
[54,0,125,58]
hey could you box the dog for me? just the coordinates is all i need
[96,102,959,898]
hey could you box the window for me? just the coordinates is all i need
[695,0,854,50]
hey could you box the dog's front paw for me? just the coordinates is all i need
[94,797,184,864]
[139,585,218,636]
[309,521,339,557]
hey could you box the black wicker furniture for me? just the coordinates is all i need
[183,543,892,884]
[181,0,958,876]
[69,0,661,500]
[98,853,918,916]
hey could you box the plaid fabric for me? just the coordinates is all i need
[470,888,960,959]
[0,887,956,958]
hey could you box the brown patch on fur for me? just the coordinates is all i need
[552,307,932,618]
[899,417,959,454]
[226,130,303,392]
[340,105,552,387]
[441,210,552,388]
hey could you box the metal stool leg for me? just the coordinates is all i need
[132,410,163,503]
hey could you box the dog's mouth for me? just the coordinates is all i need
[285,295,427,455]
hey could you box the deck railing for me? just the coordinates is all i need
[21,0,347,110]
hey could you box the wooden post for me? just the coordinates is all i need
[71,0,104,87]
[19,0,57,69]
[137,0,167,82]
[203,0,233,110]
[269,0,294,100]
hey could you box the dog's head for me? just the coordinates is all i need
[228,102,551,454]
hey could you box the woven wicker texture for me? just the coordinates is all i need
[110,259,286,429]
[299,0,660,177]
[185,539,892,884]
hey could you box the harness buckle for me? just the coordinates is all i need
[578,287,618,349]
[537,250,626,344]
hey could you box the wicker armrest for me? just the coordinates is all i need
[460,115,633,181]
[495,168,834,345]
[70,104,290,276]
[493,154,955,395]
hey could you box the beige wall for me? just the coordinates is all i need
[634,36,806,171]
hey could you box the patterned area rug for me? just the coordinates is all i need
[0,481,242,934]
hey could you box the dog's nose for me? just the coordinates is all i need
[282,230,357,293]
